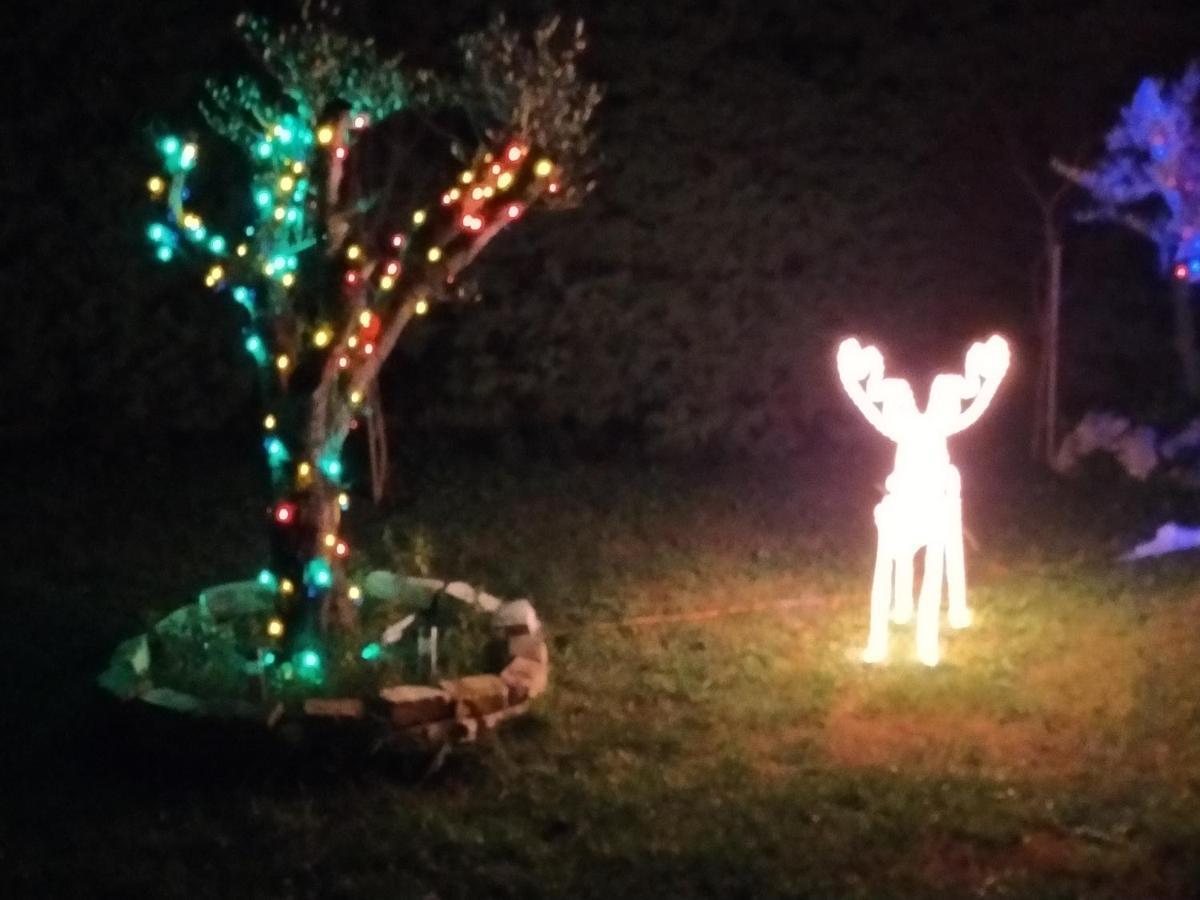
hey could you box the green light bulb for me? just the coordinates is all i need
[262,651,276,666]
[298,649,320,670]
[208,235,226,254]
[160,136,181,156]
[254,189,270,207]
[257,568,276,589]
[155,246,173,262]
[244,334,266,361]
[305,557,332,588]
[255,141,271,159]
[147,223,166,242]
[360,643,382,661]
[320,457,343,480]
[264,436,288,464]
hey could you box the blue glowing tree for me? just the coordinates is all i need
[1055,65,1200,396]
[143,8,599,669]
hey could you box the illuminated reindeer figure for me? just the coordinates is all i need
[836,335,1009,666]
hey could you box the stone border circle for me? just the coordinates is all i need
[98,574,549,750]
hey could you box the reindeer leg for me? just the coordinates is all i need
[864,500,893,664]
[944,466,971,629]
[916,537,944,667]
[892,547,914,624]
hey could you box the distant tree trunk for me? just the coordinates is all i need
[1030,225,1064,465]
[1169,277,1200,399]
[1042,240,1063,463]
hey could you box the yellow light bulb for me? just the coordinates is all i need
[534,158,553,177]
[267,618,285,637]
[148,176,165,195]
[346,244,361,260]
[291,161,304,174]
[236,243,248,257]
[350,390,363,405]
[415,298,429,316]
[183,213,201,230]
[263,414,277,430]
[348,585,362,601]
[497,172,514,190]
[337,492,349,508]
[280,578,294,596]
[460,170,474,184]
[471,187,484,200]
[207,265,223,283]
[313,328,331,348]
[347,336,358,349]
[298,461,312,478]
[276,354,290,371]
[281,273,295,288]
[426,247,442,263]
[279,175,295,192]
[317,125,334,145]
[412,209,426,225]
[324,533,337,548]
[274,207,286,221]
[449,187,461,201]
[379,275,395,291]
[358,310,372,327]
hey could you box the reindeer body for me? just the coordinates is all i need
[837,336,1008,665]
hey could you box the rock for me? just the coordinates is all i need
[495,599,540,636]
[500,656,548,701]
[380,685,455,727]
[444,581,476,604]
[405,576,447,591]
[1120,521,1200,560]
[1160,418,1200,460]
[1115,425,1159,480]
[508,633,549,666]
[440,674,509,717]
[365,570,404,601]
[142,687,205,714]
[1053,411,1161,480]
[476,591,502,612]
[303,698,364,718]
[380,613,416,645]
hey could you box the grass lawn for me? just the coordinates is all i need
[4,431,1200,898]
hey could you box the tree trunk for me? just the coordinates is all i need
[261,139,558,653]
[1170,277,1200,400]
[1042,240,1062,464]
[1031,232,1063,465]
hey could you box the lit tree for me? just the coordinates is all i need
[1055,65,1200,397]
[143,6,599,675]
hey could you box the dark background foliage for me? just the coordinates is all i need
[5,0,1199,452]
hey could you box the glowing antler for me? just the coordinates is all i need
[837,338,906,442]
[948,335,1009,435]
